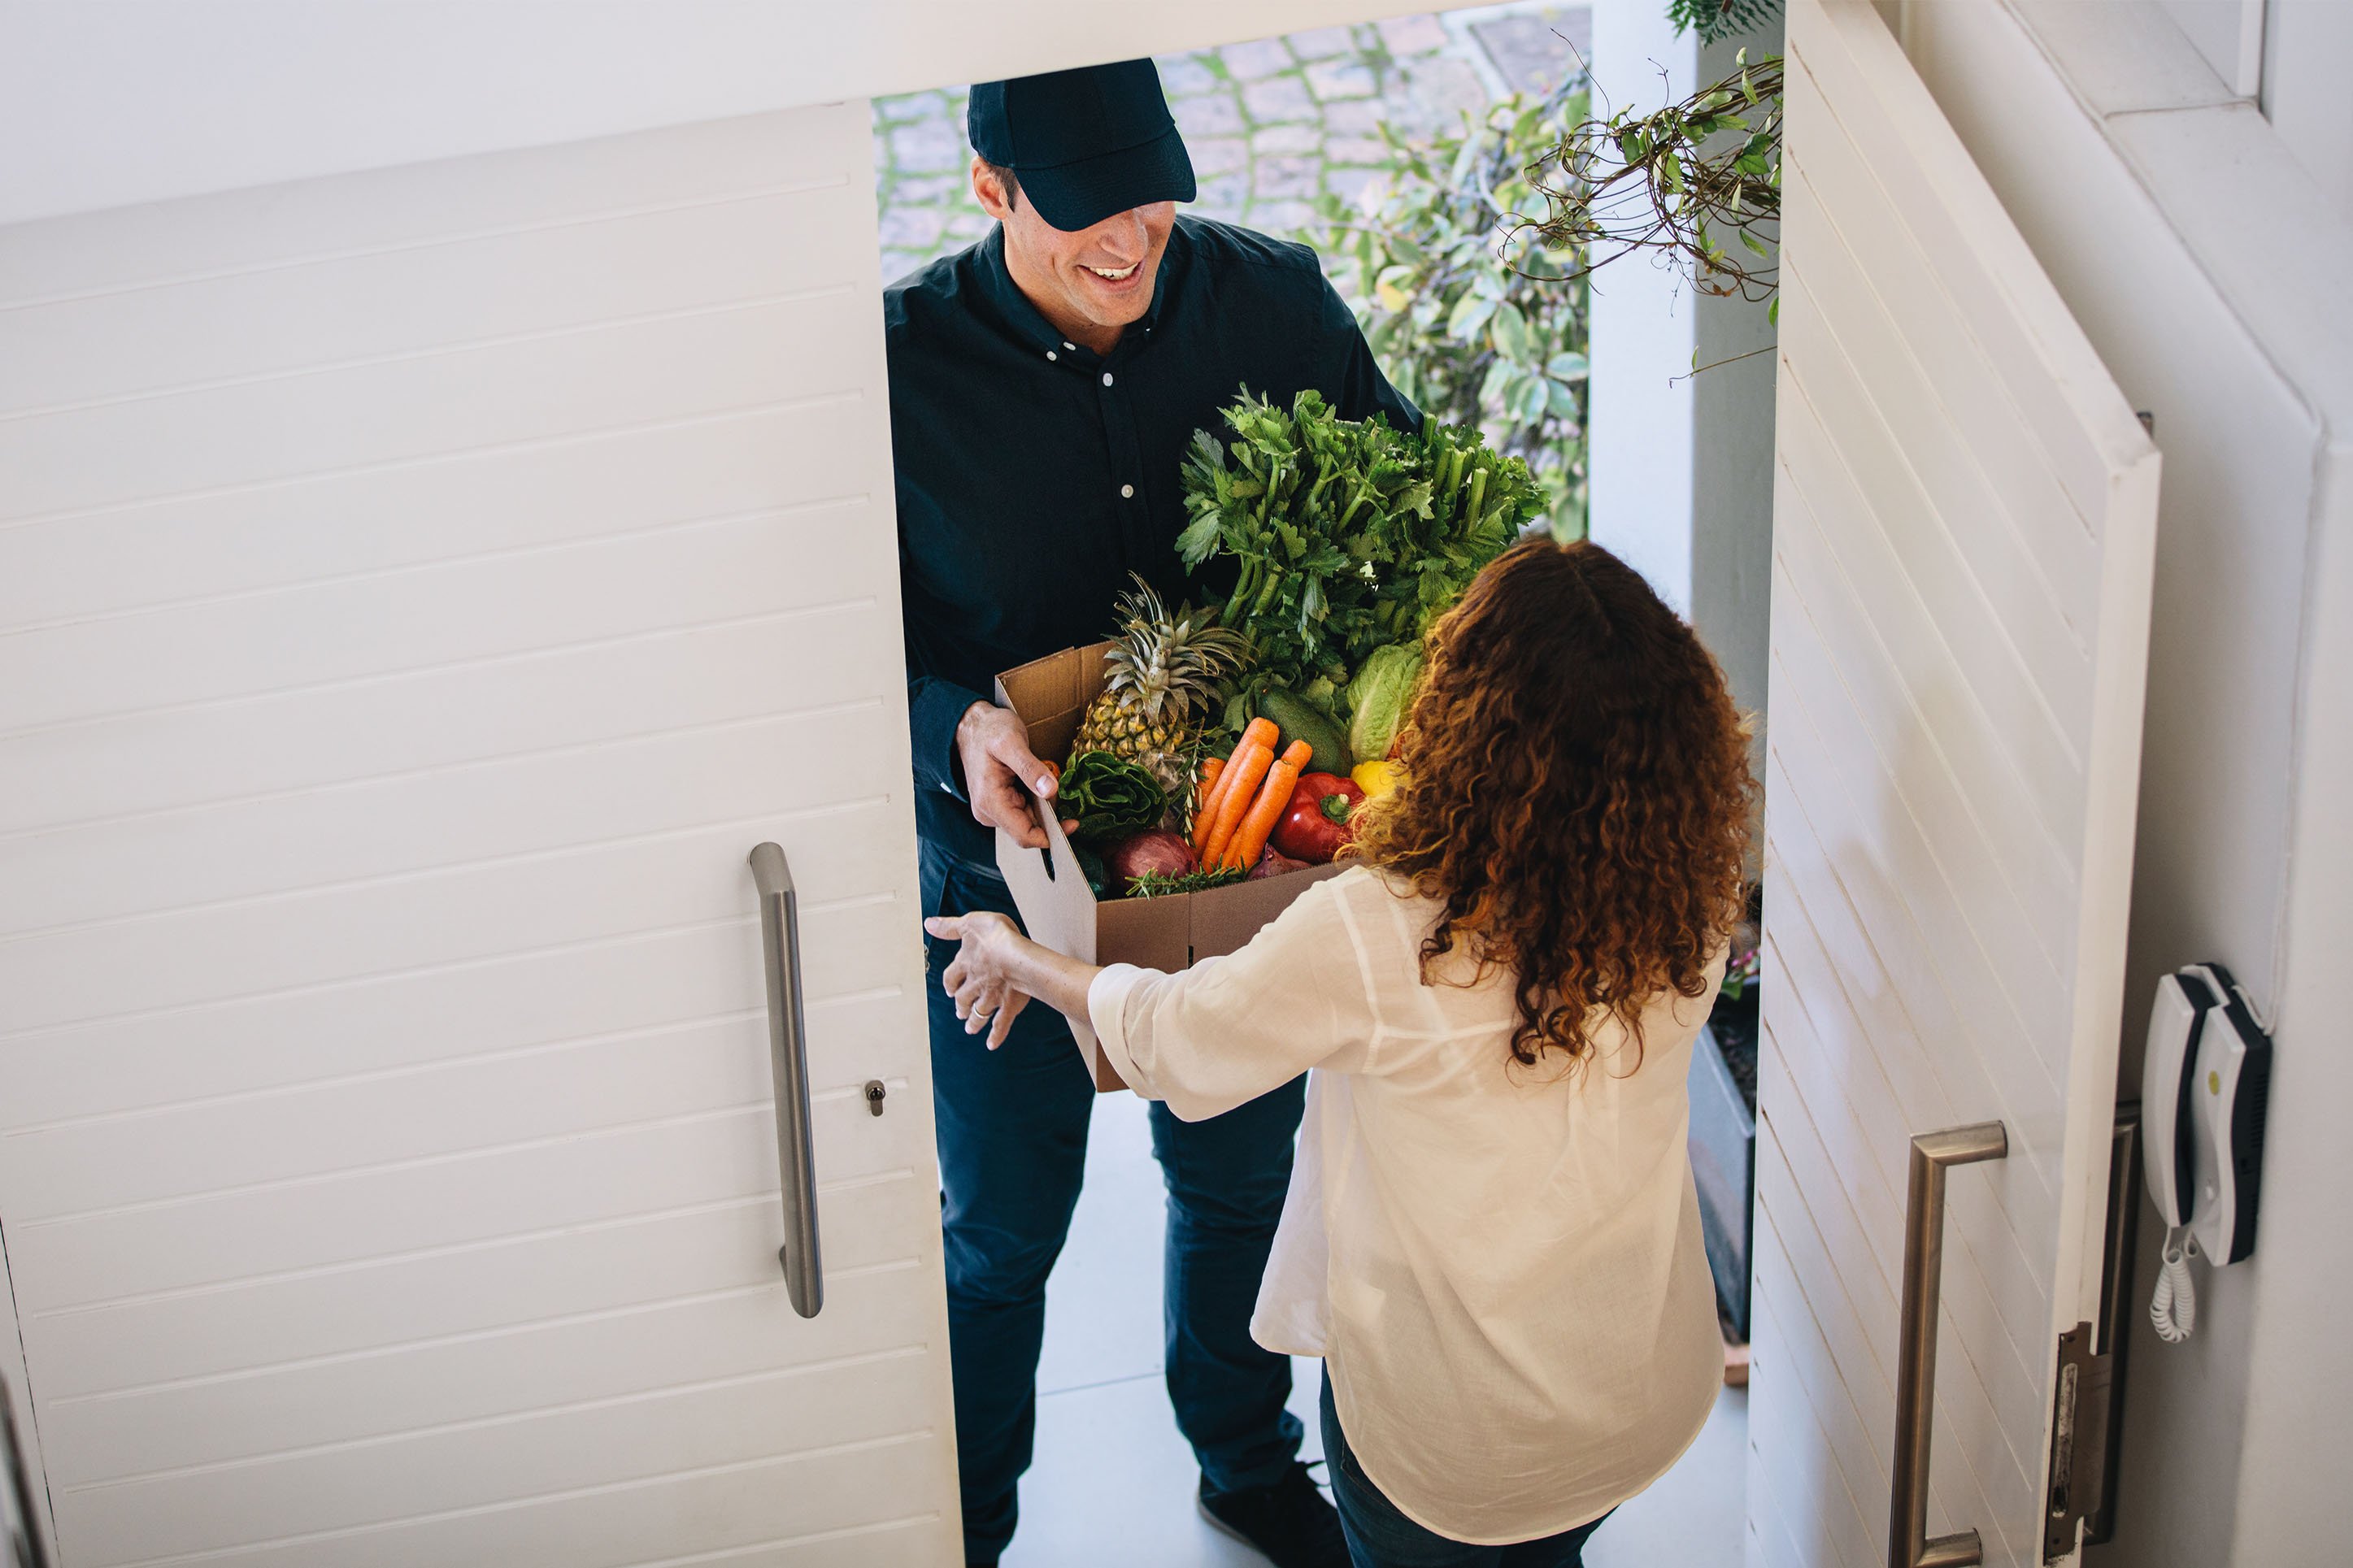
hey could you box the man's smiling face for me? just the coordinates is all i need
[974,159,1176,354]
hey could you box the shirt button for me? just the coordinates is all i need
[1046,350,1057,362]
[1063,341,1077,351]
[1103,372,1115,387]
[1120,484,1135,499]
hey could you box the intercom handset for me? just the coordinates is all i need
[2139,962,2273,1343]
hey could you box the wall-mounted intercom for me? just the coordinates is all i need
[2140,962,2273,1342]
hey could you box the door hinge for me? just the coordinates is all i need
[2044,1110,2142,1561]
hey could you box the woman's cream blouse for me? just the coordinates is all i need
[1089,866,1725,1545]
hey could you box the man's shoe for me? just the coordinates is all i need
[1197,1462,1349,1568]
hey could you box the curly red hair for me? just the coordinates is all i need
[1350,539,1755,1067]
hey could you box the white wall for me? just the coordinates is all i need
[1687,24,1781,736]
[2262,0,2353,222]
[0,0,1425,225]
[1901,2,2353,1562]
[1586,0,1778,730]
[1586,0,1699,615]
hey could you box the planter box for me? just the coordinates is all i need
[994,642,1346,1092]
[1688,984,1759,1340]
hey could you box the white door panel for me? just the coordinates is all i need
[0,396,872,634]
[0,489,884,732]
[37,1251,935,1467]
[1755,2,2159,1566]
[1756,810,2046,1428]
[7,1066,917,1311]
[66,1346,946,1564]
[0,654,898,936]
[23,1163,920,1405]
[0,297,870,523]
[0,105,958,1566]
[1774,163,2094,734]
[0,185,868,417]
[0,826,913,1035]
[0,995,914,1220]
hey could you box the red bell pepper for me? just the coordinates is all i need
[1271,772,1364,864]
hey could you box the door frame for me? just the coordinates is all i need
[0,1221,54,1565]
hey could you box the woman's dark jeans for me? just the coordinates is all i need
[1318,1374,1612,1568]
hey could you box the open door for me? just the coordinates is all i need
[0,106,959,1564]
[1751,2,2159,1566]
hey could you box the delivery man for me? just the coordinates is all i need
[885,57,1416,1568]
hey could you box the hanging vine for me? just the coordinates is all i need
[1505,50,1782,311]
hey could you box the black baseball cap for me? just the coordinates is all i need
[967,59,1197,232]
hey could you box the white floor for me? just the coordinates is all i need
[1003,1092,1748,1567]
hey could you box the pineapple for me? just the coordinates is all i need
[1072,575,1248,796]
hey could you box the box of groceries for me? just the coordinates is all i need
[992,636,1364,1092]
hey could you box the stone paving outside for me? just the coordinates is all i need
[872,7,1590,287]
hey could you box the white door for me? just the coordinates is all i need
[0,105,960,1566]
[1751,2,2159,1566]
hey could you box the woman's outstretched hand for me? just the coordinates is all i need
[925,911,1033,1049]
[925,911,1103,1049]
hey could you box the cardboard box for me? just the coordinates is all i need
[995,642,1346,1092]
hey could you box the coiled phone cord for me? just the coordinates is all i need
[2151,1227,2198,1343]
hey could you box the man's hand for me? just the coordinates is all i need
[924,911,1033,1049]
[956,701,1076,849]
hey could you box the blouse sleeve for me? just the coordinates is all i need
[1086,875,1380,1122]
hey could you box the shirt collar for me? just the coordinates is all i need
[974,219,1185,364]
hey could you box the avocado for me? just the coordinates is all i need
[1257,688,1355,776]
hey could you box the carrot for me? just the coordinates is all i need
[1224,740,1311,871]
[1200,741,1272,869]
[1191,720,1281,858]
[1191,754,1237,856]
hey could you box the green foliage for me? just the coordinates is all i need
[1177,389,1542,729]
[1666,0,1783,46]
[1311,76,1593,541]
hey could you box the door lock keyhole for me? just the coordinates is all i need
[865,1079,886,1117]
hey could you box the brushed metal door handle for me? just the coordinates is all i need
[1890,1121,2007,1568]
[750,842,822,1318]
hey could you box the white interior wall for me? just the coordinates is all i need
[1687,24,1781,736]
[1901,2,2353,1563]
[1585,0,1779,736]
[2260,0,2353,222]
[1586,0,1699,615]
[0,0,1428,225]
[2159,0,2263,95]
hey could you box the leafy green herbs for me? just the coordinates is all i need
[1125,865,1248,899]
[1058,751,1168,844]
[1176,389,1542,728]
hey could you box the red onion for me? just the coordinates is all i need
[1105,830,1196,888]
[1248,848,1308,881]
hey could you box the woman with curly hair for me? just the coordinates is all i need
[927,538,1755,1568]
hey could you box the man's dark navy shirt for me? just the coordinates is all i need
[885,216,1418,872]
